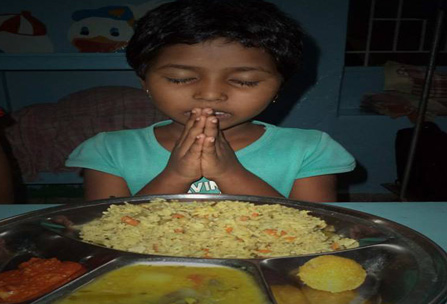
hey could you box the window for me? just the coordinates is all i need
[345,0,447,66]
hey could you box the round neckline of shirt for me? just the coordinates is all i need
[147,120,276,156]
[148,120,173,155]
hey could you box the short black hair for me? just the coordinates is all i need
[126,0,303,81]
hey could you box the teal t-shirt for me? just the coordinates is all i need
[66,120,355,197]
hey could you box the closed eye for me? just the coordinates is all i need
[230,80,260,87]
[166,77,196,84]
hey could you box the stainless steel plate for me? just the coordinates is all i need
[1,194,446,304]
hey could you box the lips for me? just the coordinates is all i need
[184,110,232,119]
[214,111,231,119]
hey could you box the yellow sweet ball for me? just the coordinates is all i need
[297,255,367,293]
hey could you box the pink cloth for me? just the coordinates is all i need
[5,86,166,181]
[362,62,447,121]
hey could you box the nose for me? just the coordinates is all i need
[193,78,227,102]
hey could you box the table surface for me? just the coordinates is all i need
[1,201,446,251]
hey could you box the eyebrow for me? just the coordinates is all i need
[156,64,273,74]
[231,66,273,74]
[157,64,197,71]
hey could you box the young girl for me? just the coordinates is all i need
[66,0,355,202]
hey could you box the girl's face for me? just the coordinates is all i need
[142,38,282,131]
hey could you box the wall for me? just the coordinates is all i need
[339,67,447,194]
[273,1,447,195]
[1,0,445,194]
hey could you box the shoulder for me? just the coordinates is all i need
[66,125,156,170]
[256,121,354,164]
[82,120,171,148]
[68,124,159,160]
[258,121,327,148]
[277,126,323,141]
[95,127,150,145]
[73,128,146,155]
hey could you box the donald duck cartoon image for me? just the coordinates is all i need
[68,6,135,53]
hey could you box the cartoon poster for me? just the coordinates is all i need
[0,11,54,53]
[68,6,134,53]
[68,1,171,53]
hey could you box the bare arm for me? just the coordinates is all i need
[84,168,337,203]
[212,166,284,197]
[214,169,337,203]
[288,174,337,202]
[83,168,197,201]
[135,170,194,196]
[83,169,131,201]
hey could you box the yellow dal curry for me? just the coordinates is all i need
[56,264,269,304]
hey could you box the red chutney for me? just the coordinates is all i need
[0,257,86,303]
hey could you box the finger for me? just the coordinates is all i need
[202,107,214,117]
[213,130,231,157]
[188,133,205,158]
[187,108,202,128]
[204,115,219,137]
[177,108,204,147]
[202,133,219,154]
[177,115,206,154]
[179,108,202,138]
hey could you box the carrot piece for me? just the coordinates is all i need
[280,230,288,236]
[239,216,250,221]
[257,249,272,253]
[200,248,212,258]
[263,229,278,236]
[174,228,184,233]
[225,227,233,233]
[152,244,159,252]
[172,213,185,219]
[331,242,340,250]
[284,236,296,242]
[121,216,140,226]
[252,212,260,217]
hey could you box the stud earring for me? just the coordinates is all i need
[272,95,278,104]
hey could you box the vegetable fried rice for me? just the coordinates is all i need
[79,200,359,258]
